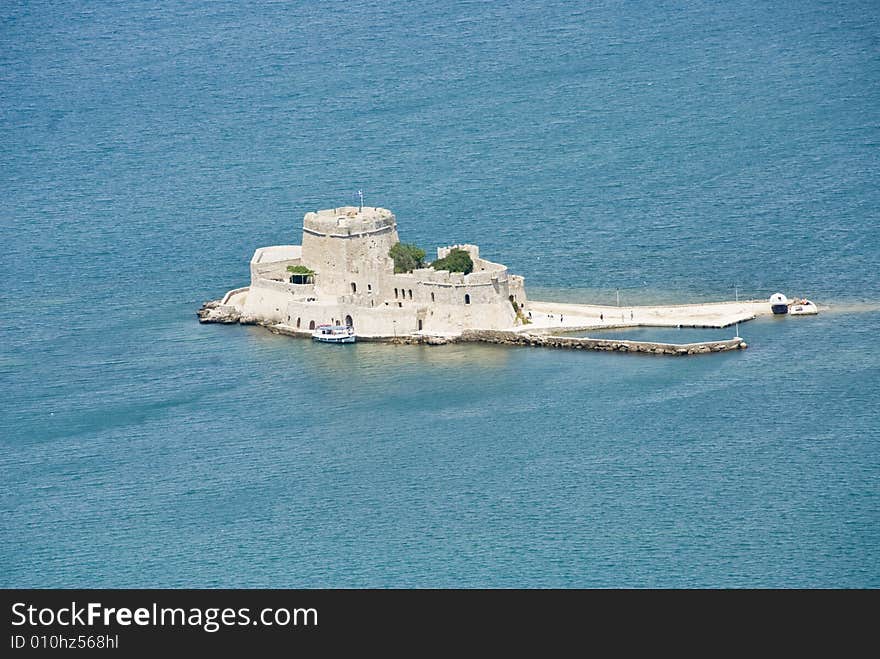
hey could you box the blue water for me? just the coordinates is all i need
[2,0,878,587]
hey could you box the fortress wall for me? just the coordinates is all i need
[388,273,419,302]
[251,258,302,282]
[249,246,303,282]
[242,281,296,323]
[414,277,512,306]
[437,244,479,261]
[349,306,419,336]
[421,299,517,333]
[221,287,250,305]
[274,296,515,336]
[281,301,343,331]
[415,263,508,286]
[471,257,507,274]
[462,269,506,286]
[252,278,314,298]
[281,300,418,335]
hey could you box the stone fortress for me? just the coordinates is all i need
[204,206,527,336]
[200,203,809,355]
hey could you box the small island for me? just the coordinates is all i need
[198,205,810,355]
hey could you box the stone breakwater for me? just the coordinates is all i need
[198,301,747,355]
[458,329,747,355]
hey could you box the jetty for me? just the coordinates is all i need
[231,316,748,355]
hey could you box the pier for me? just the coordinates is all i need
[518,299,771,332]
[457,329,747,355]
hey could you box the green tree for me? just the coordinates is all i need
[389,242,426,273]
[431,248,473,275]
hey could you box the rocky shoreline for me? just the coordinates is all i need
[197,300,747,355]
[196,299,241,324]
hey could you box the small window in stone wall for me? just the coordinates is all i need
[296,318,301,328]
[309,320,315,330]
[351,282,357,294]
[408,289,413,300]
[431,292,435,302]
[394,288,398,299]
[465,294,471,304]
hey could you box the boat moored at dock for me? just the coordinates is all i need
[789,298,818,316]
[312,324,356,343]
[769,293,790,315]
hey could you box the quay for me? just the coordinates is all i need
[519,299,770,331]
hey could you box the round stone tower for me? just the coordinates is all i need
[300,206,399,297]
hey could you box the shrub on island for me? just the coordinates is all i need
[389,243,426,273]
[431,248,473,275]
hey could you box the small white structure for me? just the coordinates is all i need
[232,206,527,336]
[769,292,789,315]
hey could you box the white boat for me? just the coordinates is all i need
[769,292,789,315]
[312,324,356,343]
[789,299,818,316]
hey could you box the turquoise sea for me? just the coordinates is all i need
[2,0,878,587]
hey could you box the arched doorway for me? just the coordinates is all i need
[309,320,315,330]
[296,318,301,328]
[345,315,354,328]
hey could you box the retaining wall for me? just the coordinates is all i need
[459,330,747,355]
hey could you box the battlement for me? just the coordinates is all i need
[304,206,396,237]
[437,244,479,261]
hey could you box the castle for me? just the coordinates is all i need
[213,206,528,336]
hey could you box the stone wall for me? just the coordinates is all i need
[249,245,303,282]
[459,330,748,355]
